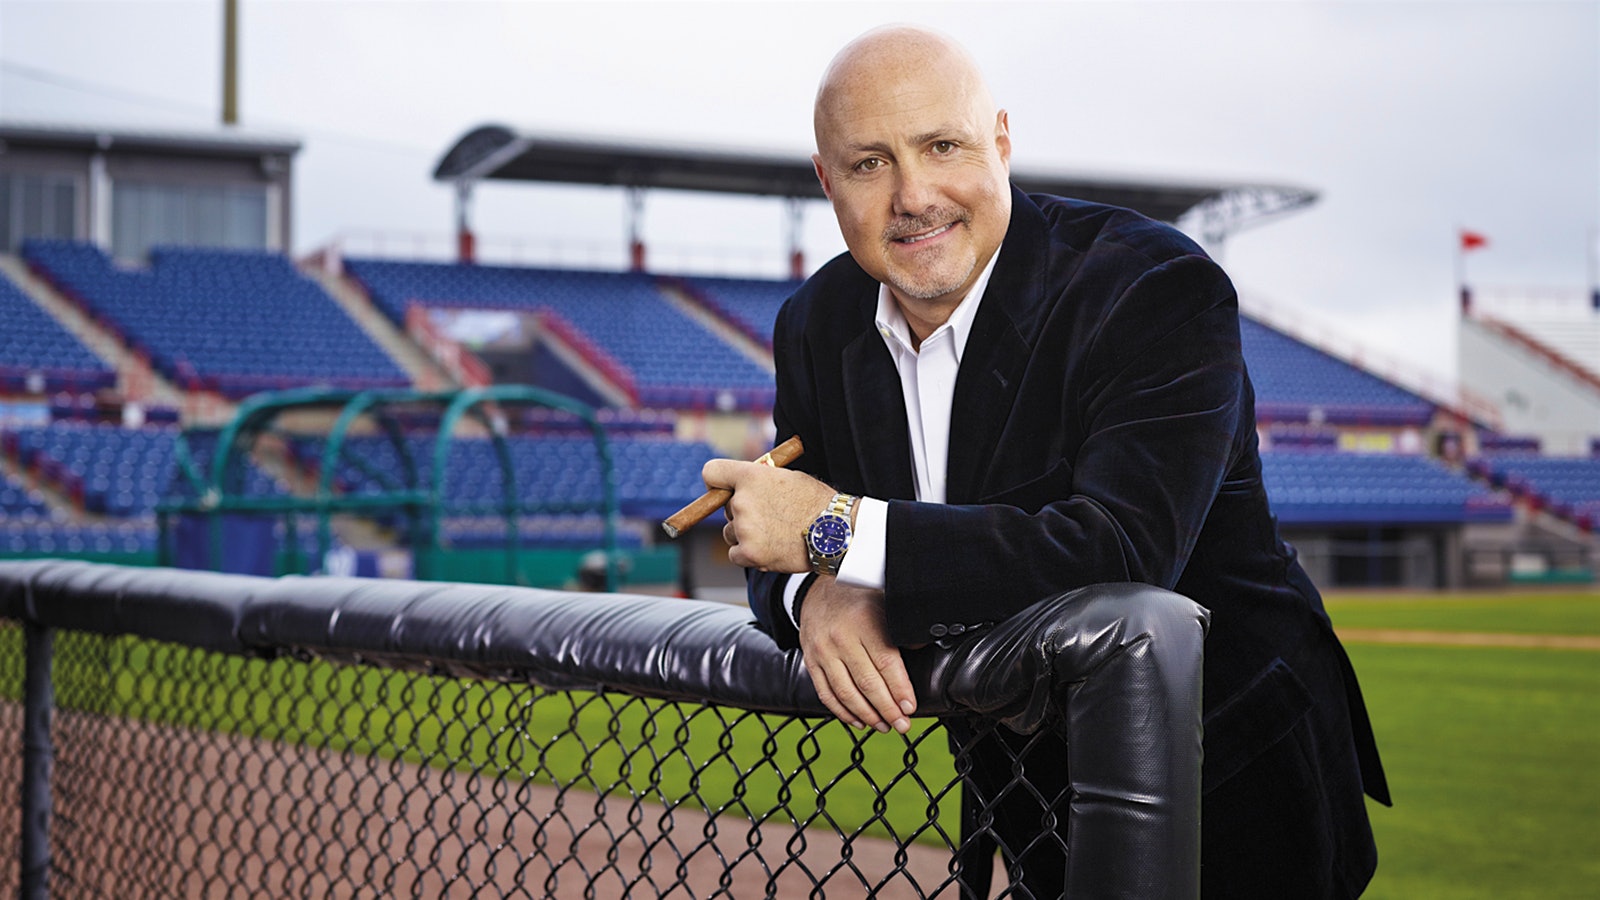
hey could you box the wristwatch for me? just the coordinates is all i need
[805,492,858,577]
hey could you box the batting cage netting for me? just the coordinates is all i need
[1,560,1206,899]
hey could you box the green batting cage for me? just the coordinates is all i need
[157,386,627,590]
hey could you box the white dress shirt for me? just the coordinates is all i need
[784,249,1001,626]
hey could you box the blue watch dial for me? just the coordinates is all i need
[808,514,851,556]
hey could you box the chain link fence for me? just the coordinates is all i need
[1,619,23,892]
[0,560,1207,899]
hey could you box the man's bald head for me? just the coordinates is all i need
[813,26,998,153]
[809,26,1012,335]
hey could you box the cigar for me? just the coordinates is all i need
[661,436,805,539]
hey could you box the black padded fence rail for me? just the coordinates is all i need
[0,560,1208,899]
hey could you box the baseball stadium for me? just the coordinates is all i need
[2,8,1598,900]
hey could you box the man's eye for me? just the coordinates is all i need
[932,141,956,154]
[855,158,882,173]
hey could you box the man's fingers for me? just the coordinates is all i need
[822,656,888,731]
[812,645,911,734]
[699,458,730,490]
[851,645,912,733]
[700,458,751,492]
[808,667,865,730]
[875,648,918,721]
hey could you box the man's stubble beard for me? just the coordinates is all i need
[881,205,977,302]
[885,250,977,302]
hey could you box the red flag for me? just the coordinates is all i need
[1460,230,1488,251]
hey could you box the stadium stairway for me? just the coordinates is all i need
[530,317,638,408]
[303,265,455,391]
[0,451,93,525]
[1468,314,1600,398]
[1524,506,1600,547]
[655,281,775,374]
[0,254,185,409]
[1484,310,1600,384]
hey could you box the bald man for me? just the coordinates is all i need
[704,26,1388,899]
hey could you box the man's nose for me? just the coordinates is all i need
[891,161,939,217]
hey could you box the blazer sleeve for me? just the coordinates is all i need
[881,253,1248,646]
[744,292,829,651]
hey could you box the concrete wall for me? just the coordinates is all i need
[1458,317,1600,455]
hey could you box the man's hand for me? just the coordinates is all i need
[799,577,916,734]
[701,457,836,573]
[701,457,915,732]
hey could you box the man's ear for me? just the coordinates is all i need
[994,110,1012,172]
[812,154,834,201]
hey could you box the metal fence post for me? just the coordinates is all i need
[20,622,54,900]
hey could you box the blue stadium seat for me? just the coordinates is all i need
[21,240,409,398]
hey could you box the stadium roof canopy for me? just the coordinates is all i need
[433,124,1317,235]
[0,120,301,159]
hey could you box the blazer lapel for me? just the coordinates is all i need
[841,329,918,501]
[945,188,1050,504]
[946,314,1030,504]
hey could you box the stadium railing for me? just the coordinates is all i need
[0,560,1207,899]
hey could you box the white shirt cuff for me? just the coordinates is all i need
[780,574,806,628]
[836,496,887,591]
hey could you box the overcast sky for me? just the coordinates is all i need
[2,0,1596,382]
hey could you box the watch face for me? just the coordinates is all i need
[808,514,851,557]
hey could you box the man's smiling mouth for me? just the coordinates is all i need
[896,222,955,244]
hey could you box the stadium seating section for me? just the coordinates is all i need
[1240,318,1435,425]
[300,432,718,523]
[0,468,48,519]
[1,269,115,394]
[1261,449,1511,524]
[7,422,179,515]
[22,240,407,398]
[1,428,161,555]
[5,423,283,514]
[1469,454,1600,528]
[439,513,647,551]
[0,519,157,556]
[6,243,1594,575]
[345,259,775,409]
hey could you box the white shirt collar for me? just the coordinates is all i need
[873,245,1002,362]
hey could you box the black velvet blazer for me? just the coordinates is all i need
[749,187,1391,897]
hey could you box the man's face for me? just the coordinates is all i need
[813,62,1011,313]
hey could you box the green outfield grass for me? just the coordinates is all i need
[1327,590,1600,900]
[1326,590,1600,636]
